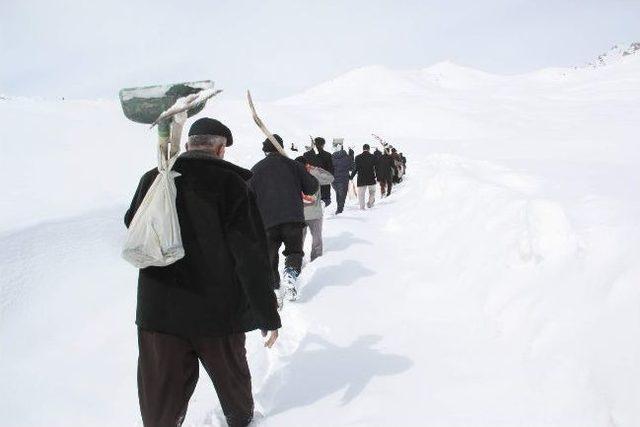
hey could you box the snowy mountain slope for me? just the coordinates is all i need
[1,53,640,426]
[275,50,640,162]
[1,51,639,233]
[584,42,640,68]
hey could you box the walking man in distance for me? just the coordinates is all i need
[350,144,378,210]
[377,148,395,197]
[330,141,353,214]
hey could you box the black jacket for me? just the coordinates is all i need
[124,151,281,338]
[331,149,352,187]
[350,151,377,186]
[373,149,382,162]
[303,148,334,175]
[249,153,318,229]
[376,154,394,182]
[303,148,334,202]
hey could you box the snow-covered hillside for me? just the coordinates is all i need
[1,48,639,232]
[584,42,640,68]
[1,51,639,426]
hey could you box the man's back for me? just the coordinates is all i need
[250,153,318,229]
[303,149,334,174]
[331,149,352,183]
[376,154,394,181]
[352,151,377,186]
[125,151,280,337]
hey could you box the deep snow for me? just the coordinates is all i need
[1,49,639,426]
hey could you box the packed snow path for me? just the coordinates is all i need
[2,151,639,426]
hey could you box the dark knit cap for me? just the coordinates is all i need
[263,134,284,152]
[188,118,233,146]
[363,144,370,150]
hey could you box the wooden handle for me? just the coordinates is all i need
[247,90,288,157]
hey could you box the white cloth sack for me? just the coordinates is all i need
[122,148,184,268]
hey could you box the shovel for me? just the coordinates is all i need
[119,80,221,158]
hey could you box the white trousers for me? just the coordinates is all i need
[357,185,376,209]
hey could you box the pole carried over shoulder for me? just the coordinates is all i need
[371,133,389,150]
[151,88,222,129]
[247,90,288,157]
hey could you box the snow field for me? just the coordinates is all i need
[1,50,640,425]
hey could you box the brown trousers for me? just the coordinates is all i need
[380,179,392,197]
[137,329,253,427]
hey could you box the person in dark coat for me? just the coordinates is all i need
[373,148,382,162]
[124,118,281,427]
[303,137,334,206]
[391,147,403,183]
[350,144,377,209]
[376,149,395,197]
[331,142,353,214]
[250,134,318,303]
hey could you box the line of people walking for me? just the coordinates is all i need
[124,118,407,427]
[351,143,407,209]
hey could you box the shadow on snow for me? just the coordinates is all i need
[257,334,413,417]
[323,231,372,252]
[300,259,375,302]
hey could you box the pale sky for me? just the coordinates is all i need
[1,0,639,100]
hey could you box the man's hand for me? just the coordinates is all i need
[261,330,279,348]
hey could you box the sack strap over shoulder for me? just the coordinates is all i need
[157,143,181,174]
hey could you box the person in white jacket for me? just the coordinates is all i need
[296,157,334,261]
